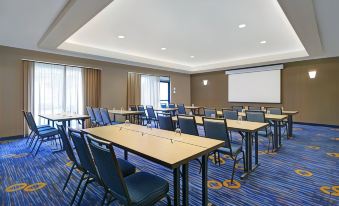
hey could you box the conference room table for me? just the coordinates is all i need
[185,105,204,115]
[39,113,90,129]
[172,116,268,179]
[82,124,224,206]
[108,109,144,123]
[154,107,178,112]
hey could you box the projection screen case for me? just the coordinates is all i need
[226,65,283,103]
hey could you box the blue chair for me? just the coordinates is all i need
[160,103,167,108]
[177,104,186,115]
[92,107,105,126]
[232,105,244,113]
[129,105,138,124]
[246,111,273,152]
[146,105,158,127]
[177,115,199,136]
[86,106,97,127]
[168,103,177,116]
[222,109,238,120]
[100,108,119,125]
[266,107,288,137]
[248,106,261,111]
[25,112,60,157]
[157,113,175,131]
[203,117,245,183]
[68,128,136,205]
[87,135,171,206]
[204,108,217,118]
[137,105,147,125]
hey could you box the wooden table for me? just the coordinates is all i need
[108,110,144,123]
[39,113,90,129]
[172,116,268,179]
[154,107,178,112]
[82,124,224,206]
[283,110,299,138]
[185,106,203,115]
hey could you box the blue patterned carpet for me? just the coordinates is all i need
[0,124,338,206]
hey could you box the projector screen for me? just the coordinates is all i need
[228,67,281,103]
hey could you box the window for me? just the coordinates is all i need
[160,81,170,105]
[33,62,84,124]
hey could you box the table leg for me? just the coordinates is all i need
[48,120,50,126]
[182,163,189,206]
[288,115,293,138]
[202,154,208,206]
[273,121,278,151]
[278,121,282,148]
[173,167,180,206]
[81,119,85,129]
[124,150,128,160]
[255,131,259,165]
[241,132,252,179]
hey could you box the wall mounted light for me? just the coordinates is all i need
[308,70,317,79]
[203,80,208,86]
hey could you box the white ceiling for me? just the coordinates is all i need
[0,0,338,73]
[59,0,307,72]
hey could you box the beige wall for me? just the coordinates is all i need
[191,57,339,126]
[0,46,190,137]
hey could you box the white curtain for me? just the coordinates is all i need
[33,63,84,125]
[141,75,160,108]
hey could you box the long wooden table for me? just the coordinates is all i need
[172,116,268,179]
[82,124,224,206]
[108,110,144,123]
[39,113,90,129]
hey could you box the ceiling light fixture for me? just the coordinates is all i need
[161,47,167,50]
[190,56,195,58]
[308,70,317,79]
[260,40,267,44]
[117,35,125,39]
[238,24,246,28]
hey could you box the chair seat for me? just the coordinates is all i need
[37,125,51,129]
[39,128,59,137]
[37,126,55,132]
[117,158,136,177]
[217,144,242,155]
[125,172,169,206]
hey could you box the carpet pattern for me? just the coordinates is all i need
[0,124,338,205]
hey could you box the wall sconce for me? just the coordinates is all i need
[203,80,208,86]
[308,70,317,79]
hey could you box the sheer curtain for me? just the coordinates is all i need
[141,75,160,108]
[33,63,84,125]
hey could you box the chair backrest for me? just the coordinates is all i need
[267,107,282,115]
[203,117,231,149]
[157,113,174,131]
[232,106,243,113]
[146,105,156,119]
[222,109,238,120]
[160,103,167,108]
[177,115,199,136]
[246,111,266,123]
[86,106,96,122]
[87,135,130,205]
[68,128,98,176]
[248,106,261,111]
[137,105,146,117]
[204,108,216,118]
[100,108,112,125]
[92,108,104,126]
[129,105,137,111]
[22,111,32,131]
[57,125,77,163]
[168,103,176,108]
[177,104,186,115]
[25,112,39,133]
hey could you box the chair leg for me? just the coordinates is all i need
[101,189,108,206]
[26,131,33,144]
[63,163,76,190]
[33,140,43,157]
[218,152,221,166]
[213,152,217,165]
[70,172,86,205]
[241,150,247,171]
[77,177,90,206]
[166,194,172,206]
[30,137,39,152]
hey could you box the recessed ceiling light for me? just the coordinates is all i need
[161,47,167,50]
[190,56,195,58]
[117,35,125,39]
[238,24,246,28]
[260,40,267,44]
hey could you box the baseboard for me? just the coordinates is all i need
[0,135,25,141]
[295,122,339,128]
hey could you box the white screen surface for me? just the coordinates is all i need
[228,69,281,103]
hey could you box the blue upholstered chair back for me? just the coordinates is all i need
[203,118,231,149]
[246,111,265,123]
[146,106,157,119]
[137,105,146,117]
[177,115,199,136]
[130,105,137,111]
[92,108,104,125]
[177,104,186,115]
[26,112,39,134]
[168,104,176,108]
[232,106,243,113]
[100,108,112,125]
[204,108,216,117]
[86,106,96,122]
[267,107,282,115]
[87,135,130,205]
[248,106,261,111]
[160,103,167,108]
[223,109,238,120]
[57,125,77,163]
[157,113,174,131]
[68,128,97,176]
